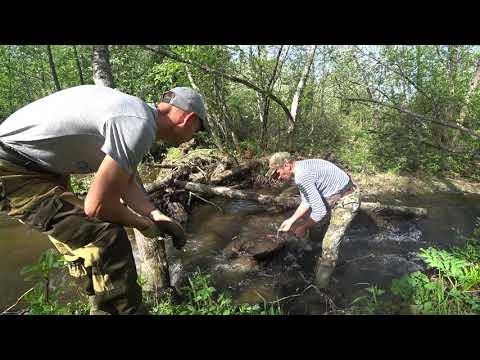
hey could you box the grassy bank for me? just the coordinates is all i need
[10,252,281,315]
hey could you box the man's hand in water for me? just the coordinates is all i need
[140,209,186,250]
[278,218,294,233]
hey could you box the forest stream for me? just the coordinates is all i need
[2,187,479,314]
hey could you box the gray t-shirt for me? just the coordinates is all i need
[0,85,158,176]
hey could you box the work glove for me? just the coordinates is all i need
[140,209,186,250]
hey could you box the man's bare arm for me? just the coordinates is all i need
[121,173,156,217]
[278,203,311,232]
[84,154,152,230]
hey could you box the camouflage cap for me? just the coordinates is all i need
[265,152,293,177]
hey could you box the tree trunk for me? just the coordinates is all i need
[46,45,61,92]
[458,59,480,126]
[175,180,300,209]
[173,181,428,217]
[6,47,14,113]
[133,229,171,296]
[185,64,225,152]
[92,45,115,88]
[287,45,317,148]
[132,174,171,297]
[72,45,85,85]
[253,46,284,150]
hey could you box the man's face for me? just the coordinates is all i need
[167,110,202,146]
[276,162,293,180]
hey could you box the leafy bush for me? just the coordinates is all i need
[21,249,90,315]
[150,272,283,315]
[70,175,91,198]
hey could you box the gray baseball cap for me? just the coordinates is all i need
[162,87,209,132]
[265,152,293,177]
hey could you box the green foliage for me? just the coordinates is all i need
[70,176,90,198]
[238,138,263,156]
[21,248,64,283]
[164,147,183,162]
[2,44,480,180]
[0,45,92,120]
[21,249,90,315]
[150,272,283,315]
[24,285,90,315]
[19,255,280,315]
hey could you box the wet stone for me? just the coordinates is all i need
[223,215,290,262]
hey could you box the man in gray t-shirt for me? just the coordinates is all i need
[0,85,208,314]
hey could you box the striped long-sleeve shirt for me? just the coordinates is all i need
[294,159,350,222]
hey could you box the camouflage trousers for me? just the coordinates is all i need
[0,159,142,315]
[310,187,361,287]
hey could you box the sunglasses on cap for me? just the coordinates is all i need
[161,91,176,104]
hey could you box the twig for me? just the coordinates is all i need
[151,164,177,168]
[1,287,35,315]
[269,284,317,304]
[336,254,376,268]
[195,166,207,179]
[189,191,223,213]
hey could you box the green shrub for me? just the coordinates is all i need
[150,271,283,315]
[20,249,90,315]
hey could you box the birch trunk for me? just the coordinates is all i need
[92,45,115,88]
[287,45,317,147]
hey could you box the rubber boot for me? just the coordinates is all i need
[314,258,336,289]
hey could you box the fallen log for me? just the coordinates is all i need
[210,160,261,185]
[151,164,178,169]
[173,181,428,217]
[145,165,191,194]
[174,180,300,210]
[360,202,427,217]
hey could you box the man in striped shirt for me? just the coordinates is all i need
[266,152,361,288]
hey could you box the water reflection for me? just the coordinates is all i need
[0,215,51,309]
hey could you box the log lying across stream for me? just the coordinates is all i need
[173,180,428,218]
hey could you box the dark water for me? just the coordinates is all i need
[1,191,480,314]
[163,192,480,314]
